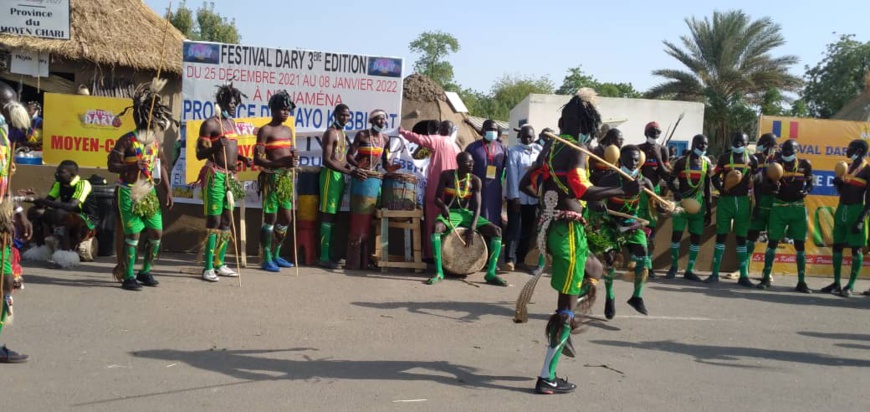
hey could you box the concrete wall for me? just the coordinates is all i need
[508,94,705,147]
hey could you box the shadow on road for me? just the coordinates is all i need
[352,300,549,323]
[647,283,870,310]
[590,339,870,368]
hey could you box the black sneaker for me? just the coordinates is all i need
[604,297,615,320]
[665,266,678,279]
[647,269,657,280]
[136,272,159,287]
[703,274,718,284]
[0,346,28,363]
[627,296,648,315]
[862,289,870,296]
[737,277,755,288]
[317,260,340,270]
[840,287,853,298]
[683,271,702,282]
[819,282,841,294]
[757,278,771,290]
[535,376,577,394]
[795,282,812,294]
[121,278,142,291]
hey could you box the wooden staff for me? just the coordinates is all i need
[215,105,243,287]
[607,209,650,227]
[663,112,685,147]
[544,132,676,211]
[291,127,299,277]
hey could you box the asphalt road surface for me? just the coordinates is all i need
[2,254,869,411]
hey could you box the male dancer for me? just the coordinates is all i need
[638,122,670,278]
[588,128,623,185]
[665,135,712,281]
[318,104,368,268]
[523,89,638,394]
[344,109,388,270]
[196,83,253,282]
[707,132,758,286]
[254,91,299,272]
[1,82,32,362]
[822,139,870,297]
[428,152,505,286]
[746,133,779,277]
[757,139,813,293]
[108,80,175,290]
[594,145,655,318]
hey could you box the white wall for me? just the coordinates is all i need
[507,94,705,148]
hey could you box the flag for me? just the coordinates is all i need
[772,120,799,139]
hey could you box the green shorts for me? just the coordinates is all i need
[624,226,647,248]
[767,201,808,241]
[319,168,346,215]
[436,208,492,230]
[638,184,659,228]
[547,219,587,296]
[2,244,11,276]
[832,203,868,248]
[261,171,293,214]
[672,195,705,235]
[117,185,163,235]
[203,169,231,216]
[749,194,775,232]
[716,195,751,236]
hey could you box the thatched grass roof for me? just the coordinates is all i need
[833,73,870,122]
[0,0,184,74]
[402,74,481,148]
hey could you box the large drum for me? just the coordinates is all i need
[296,166,321,222]
[382,172,417,210]
[441,228,488,275]
[349,175,383,214]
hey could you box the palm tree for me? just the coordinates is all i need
[647,10,801,153]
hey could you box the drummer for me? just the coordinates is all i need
[254,90,299,272]
[428,152,506,286]
[344,109,389,270]
[665,134,713,281]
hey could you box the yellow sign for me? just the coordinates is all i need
[751,116,870,277]
[184,116,295,183]
[42,93,135,167]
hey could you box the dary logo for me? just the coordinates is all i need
[80,109,122,128]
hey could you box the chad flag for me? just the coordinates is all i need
[772,120,799,139]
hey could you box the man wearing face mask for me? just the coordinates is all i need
[638,122,670,279]
[318,104,369,269]
[665,135,713,281]
[505,125,543,272]
[465,120,507,228]
[822,139,870,297]
[591,145,656,318]
[746,133,779,276]
[757,139,813,293]
[708,132,759,286]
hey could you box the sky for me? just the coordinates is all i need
[144,0,870,94]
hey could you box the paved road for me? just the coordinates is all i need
[2,255,869,411]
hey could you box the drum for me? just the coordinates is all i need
[296,166,321,222]
[349,175,383,214]
[382,173,418,211]
[441,227,488,275]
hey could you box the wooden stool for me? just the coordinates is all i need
[373,209,426,272]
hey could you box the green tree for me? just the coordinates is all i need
[167,1,241,44]
[789,99,810,118]
[408,31,461,89]
[485,74,555,120]
[801,34,870,118]
[647,10,801,154]
[556,66,642,98]
[759,87,786,116]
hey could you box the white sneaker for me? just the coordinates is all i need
[216,265,238,277]
[202,269,219,282]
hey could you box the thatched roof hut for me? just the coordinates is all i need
[0,0,184,96]
[401,74,481,148]
[833,74,870,122]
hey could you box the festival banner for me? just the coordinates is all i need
[751,115,870,277]
[42,93,135,167]
[171,40,406,209]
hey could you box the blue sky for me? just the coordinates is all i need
[145,0,870,94]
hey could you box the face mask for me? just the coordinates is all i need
[0,114,5,127]
[781,154,795,162]
[646,137,658,145]
[373,125,384,133]
[222,110,232,119]
[851,154,860,161]
[621,165,639,178]
[484,131,497,142]
[579,133,591,144]
[333,120,345,130]
[732,146,745,154]
[693,148,706,157]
